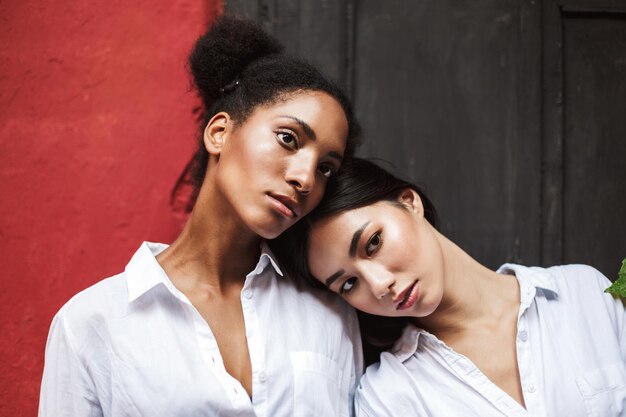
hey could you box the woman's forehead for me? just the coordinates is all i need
[309,206,371,248]
[256,90,341,115]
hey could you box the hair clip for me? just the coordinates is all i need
[220,79,240,94]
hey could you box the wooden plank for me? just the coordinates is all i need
[561,11,626,277]
[267,0,352,89]
[225,0,353,91]
[558,0,626,12]
[223,0,261,20]
[353,0,538,269]
[223,0,273,33]
[511,0,543,265]
[296,0,352,88]
[540,0,565,266]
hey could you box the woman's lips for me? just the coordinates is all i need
[396,281,419,310]
[266,194,300,218]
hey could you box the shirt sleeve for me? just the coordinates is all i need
[355,375,418,417]
[595,267,626,361]
[354,355,427,417]
[38,311,103,417]
[573,265,626,362]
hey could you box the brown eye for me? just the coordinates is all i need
[340,277,357,294]
[318,163,336,179]
[365,232,381,256]
[276,131,298,149]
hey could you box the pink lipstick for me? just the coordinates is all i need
[396,281,420,310]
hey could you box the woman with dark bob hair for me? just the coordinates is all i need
[39,16,363,416]
[270,158,626,417]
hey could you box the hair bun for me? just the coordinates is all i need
[189,16,284,106]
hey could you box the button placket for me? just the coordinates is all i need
[240,271,269,414]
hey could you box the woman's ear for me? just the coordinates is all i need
[203,112,231,155]
[398,188,424,217]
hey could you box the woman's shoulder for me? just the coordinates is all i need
[546,263,608,282]
[499,263,611,296]
[540,264,614,299]
[54,272,129,330]
[545,264,625,315]
[355,344,423,416]
[55,241,169,327]
[500,263,625,328]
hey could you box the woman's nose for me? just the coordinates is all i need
[364,269,395,299]
[285,155,316,194]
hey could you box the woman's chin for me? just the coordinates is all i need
[253,218,294,240]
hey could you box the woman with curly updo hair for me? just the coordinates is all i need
[39,16,362,416]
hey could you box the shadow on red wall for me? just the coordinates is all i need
[0,1,222,414]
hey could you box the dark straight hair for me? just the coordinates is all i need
[269,158,438,365]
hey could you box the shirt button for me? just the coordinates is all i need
[259,372,267,383]
[243,289,253,299]
[518,331,528,342]
[527,384,536,393]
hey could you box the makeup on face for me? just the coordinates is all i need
[210,92,349,239]
[308,198,445,319]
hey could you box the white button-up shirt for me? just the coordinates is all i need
[39,242,363,417]
[356,264,626,417]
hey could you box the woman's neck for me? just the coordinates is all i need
[416,230,520,340]
[156,184,262,293]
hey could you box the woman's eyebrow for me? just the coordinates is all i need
[278,115,316,140]
[325,270,345,287]
[349,221,370,257]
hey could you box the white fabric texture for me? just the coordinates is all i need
[355,264,626,417]
[39,242,363,417]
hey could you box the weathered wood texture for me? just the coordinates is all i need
[225,0,626,278]
[560,6,626,276]
[225,0,355,88]
[352,0,542,270]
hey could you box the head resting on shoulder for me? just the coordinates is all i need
[268,157,438,364]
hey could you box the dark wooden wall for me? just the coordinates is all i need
[225,0,626,279]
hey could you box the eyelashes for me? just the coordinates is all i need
[276,130,298,149]
[318,163,336,178]
[274,129,339,179]
[340,277,357,294]
[365,231,382,256]
[337,230,383,295]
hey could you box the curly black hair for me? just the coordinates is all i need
[174,16,361,211]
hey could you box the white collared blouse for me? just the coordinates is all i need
[39,242,363,417]
[355,264,626,417]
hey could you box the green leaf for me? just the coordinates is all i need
[605,258,626,298]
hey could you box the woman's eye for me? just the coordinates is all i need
[340,277,357,294]
[318,163,336,179]
[365,232,382,256]
[276,131,298,149]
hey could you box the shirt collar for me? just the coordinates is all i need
[259,241,284,277]
[391,263,560,361]
[125,241,284,303]
[391,324,424,362]
[496,263,559,304]
[125,241,171,303]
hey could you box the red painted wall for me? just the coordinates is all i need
[0,1,221,414]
